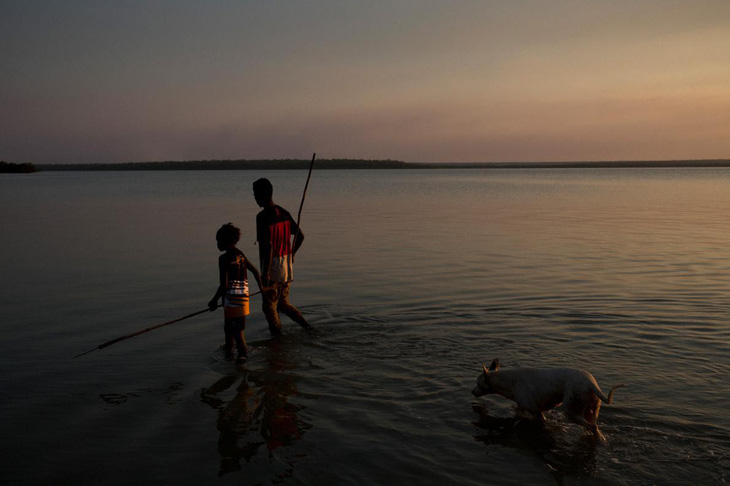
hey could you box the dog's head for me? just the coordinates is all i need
[472,358,500,397]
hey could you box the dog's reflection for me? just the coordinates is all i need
[472,403,598,480]
[201,338,311,477]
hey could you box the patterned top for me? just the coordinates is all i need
[222,250,249,318]
[256,205,299,283]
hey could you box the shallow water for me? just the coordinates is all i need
[1,169,729,484]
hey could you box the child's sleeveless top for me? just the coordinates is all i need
[224,252,249,318]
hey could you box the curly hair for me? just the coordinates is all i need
[216,223,241,246]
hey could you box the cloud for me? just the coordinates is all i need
[3,2,729,164]
[4,83,729,164]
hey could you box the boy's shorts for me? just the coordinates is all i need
[223,299,249,318]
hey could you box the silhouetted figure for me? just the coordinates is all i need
[253,178,311,335]
[209,223,264,362]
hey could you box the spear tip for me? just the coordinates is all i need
[73,347,99,359]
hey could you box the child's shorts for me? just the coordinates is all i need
[223,299,249,318]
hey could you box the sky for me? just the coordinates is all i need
[2,1,730,164]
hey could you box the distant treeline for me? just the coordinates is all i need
[30,158,730,171]
[37,159,409,171]
[0,161,37,173]
[410,159,730,169]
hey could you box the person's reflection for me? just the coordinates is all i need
[200,337,310,477]
[201,373,262,473]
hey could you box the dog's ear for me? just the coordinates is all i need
[482,363,490,375]
[489,358,500,371]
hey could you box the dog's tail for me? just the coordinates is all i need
[606,384,626,404]
[595,383,626,404]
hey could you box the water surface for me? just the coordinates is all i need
[1,169,729,484]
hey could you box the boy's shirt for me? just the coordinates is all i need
[256,205,298,283]
[222,250,249,317]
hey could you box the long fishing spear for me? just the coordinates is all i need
[73,308,212,358]
[292,153,316,258]
[73,290,262,359]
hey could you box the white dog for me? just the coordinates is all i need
[472,358,624,440]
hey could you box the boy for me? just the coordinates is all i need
[208,223,264,362]
[253,178,312,335]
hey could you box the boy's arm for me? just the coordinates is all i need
[292,228,304,256]
[243,254,264,292]
[244,254,274,300]
[256,212,272,285]
[208,256,227,310]
[289,212,304,257]
[259,243,273,286]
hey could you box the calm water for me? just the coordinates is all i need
[1,169,729,485]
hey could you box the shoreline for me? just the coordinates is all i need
[33,158,730,171]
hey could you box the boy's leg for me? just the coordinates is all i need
[223,319,235,358]
[232,317,247,360]
[277,282,311,330]
[262,283,283,335]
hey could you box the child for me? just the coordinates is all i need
[208,223,264,362]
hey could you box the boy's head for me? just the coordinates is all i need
[216,223,240,250]
[253,178,273,207]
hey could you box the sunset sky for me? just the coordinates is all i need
[2,1,729,164]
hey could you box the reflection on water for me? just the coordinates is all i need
[472,403,599,481]
[99,382,186,407]
[200,337,311,478]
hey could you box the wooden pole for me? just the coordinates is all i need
[73,290,262,358]
[293,153,315,257]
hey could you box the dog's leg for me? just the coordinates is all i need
[561,391,608,441]
[515,406,546,425]
[568,411,606,442]
[531,411,546,424]
[589,397,602,424]
[590,423,606,442]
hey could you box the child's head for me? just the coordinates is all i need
[253,178,273,207]
[216,223,241,250]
